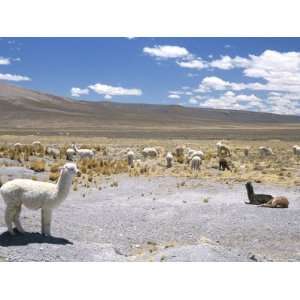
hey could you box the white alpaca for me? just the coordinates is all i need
[190,150,204,160]
[187,149,204,162]
[142,147,158,158]
[166,152,173,168]
[32,141,43,152]
[292,145,300,156]
[14,142,23,150]
[46,146,60,159]
[127,150,134,167]
[259,146,273,157]
[73,144,95,160]
[66,148,76,161]
[216,141,230,157]
[191,156,201,170]
[13,143,24,153]
[0,163,79,236]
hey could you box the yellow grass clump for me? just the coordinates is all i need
[30,159,46,172]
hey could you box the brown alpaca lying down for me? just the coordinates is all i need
[245,182,289,208]
[259,196,289,208]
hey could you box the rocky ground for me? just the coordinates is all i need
[0,170,299,262]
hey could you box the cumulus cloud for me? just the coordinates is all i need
[207,50,300,96]
[71,87,89,97]
[168,94,181,99]
[0,73,31,81]
[88,83,142,97]
[188,98,198,105]
[267,92,300,115]
[0,57,10,65]
[143,45,190,59]
[199,91,264,111]
[162,49,300,115]
[196,76,268,93]
[210,55,249,70]
[104,94,112,100]
[177,59,206,70]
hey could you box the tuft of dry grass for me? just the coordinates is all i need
[49,172,60,182]
[30,160,46,172]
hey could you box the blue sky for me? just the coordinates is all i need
[1,37,300,114]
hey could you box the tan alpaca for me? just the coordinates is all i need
[259,196,289,208]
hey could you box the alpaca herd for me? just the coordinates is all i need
[0,139,294,236]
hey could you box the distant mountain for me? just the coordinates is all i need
[0,82,300,139]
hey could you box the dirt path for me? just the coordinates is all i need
[0,174,299,261]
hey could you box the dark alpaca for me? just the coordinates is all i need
[244,182,273,205]
[219,158,231,171]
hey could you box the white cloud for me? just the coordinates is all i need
[267,92,300,115]
[71,87,89,97]
[168,94,181,99]
[199,91,264,111]
[208,50,300,96]
[210,55,249,70]
[198,76,229,91]
[188,98,198,105]
[104,94,112,99]
[167,49,300,115]
[177,59,206,70]
[0,57,10,65]
[0,73,31,81]
[187,73,198,77]
[143,45,189,59]
[168,90,185,95]
[196,76,268,93]
[88,83,142,97]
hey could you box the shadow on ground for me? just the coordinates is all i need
[0,230,73,247]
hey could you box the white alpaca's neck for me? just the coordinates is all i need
[55,171,73,205]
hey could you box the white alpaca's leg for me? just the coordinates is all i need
[41,208,52,236]
[13,205,25,233]
[5,205,16,235]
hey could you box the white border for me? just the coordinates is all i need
[0,0,299,299]
[0,0,300,36]
[0,262,299,300]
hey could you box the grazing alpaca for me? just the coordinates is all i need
[216,141,231,157]
[166,152,173,168]
[292,145,300,156]
[259,196,289,208]
[175,145,185,157]
[14,143,24,152]
[142,147,158,159]
[32,141,43,153]
[72,144,95,160]
[127,150,134,167]
[259,146,273,157]
[219,158,231,171]
[244,147,250,157]
[0,163,79,236]
[66,148,76,161]
[244,182,273,205]
[191,156,201,170]
[46,146,60,159]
